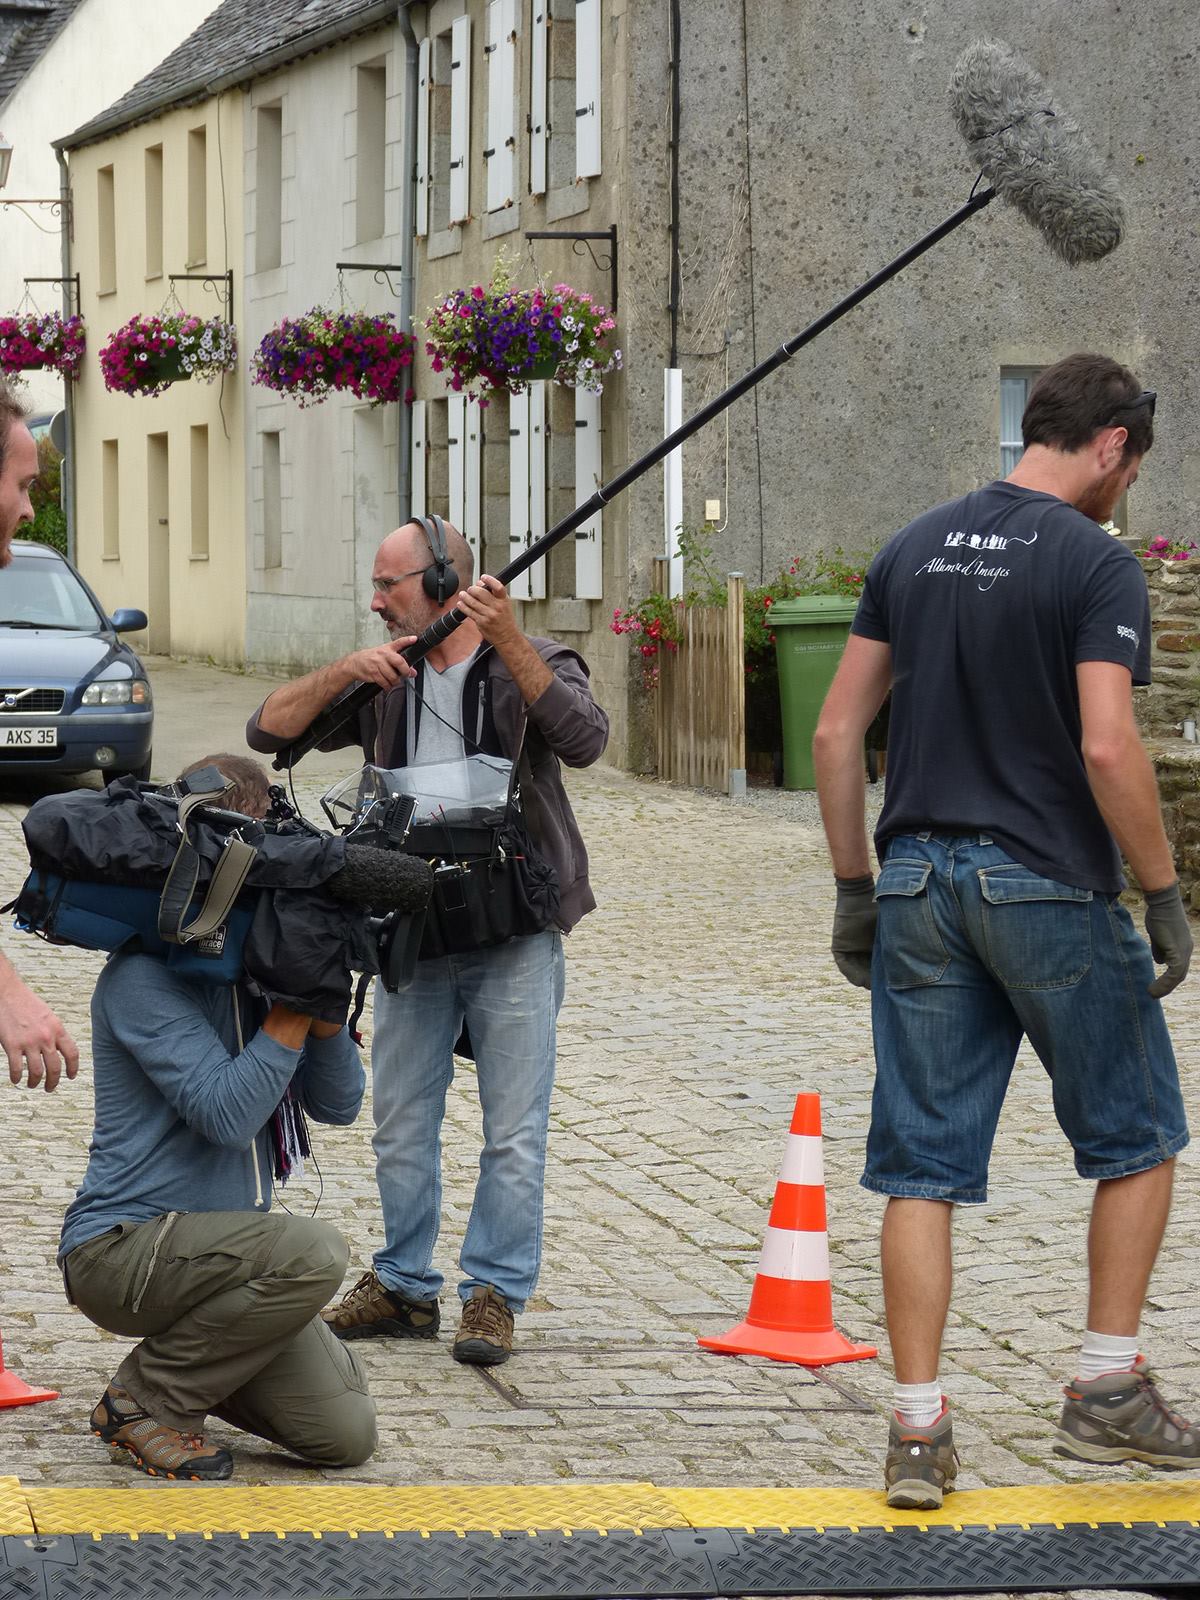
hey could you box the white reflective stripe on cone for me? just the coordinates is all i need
[777,1133,824,1187]
[758,1226,831,1283]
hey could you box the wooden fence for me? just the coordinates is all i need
[652,557,747,796]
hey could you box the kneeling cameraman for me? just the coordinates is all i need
[58,754,376,1480]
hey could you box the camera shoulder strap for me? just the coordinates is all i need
[157,789,259,946]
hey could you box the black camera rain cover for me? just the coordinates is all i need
[20,777,373,1020]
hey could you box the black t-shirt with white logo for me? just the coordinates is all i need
[852,481,1151,892]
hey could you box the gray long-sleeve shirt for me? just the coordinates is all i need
[59,951,364,1261]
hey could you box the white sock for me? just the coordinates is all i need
[894,1380,943,1428]
[1077,1329,1139,1382]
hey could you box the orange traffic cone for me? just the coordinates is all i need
[699,1092,876,1367]
[0,1327,58,1408]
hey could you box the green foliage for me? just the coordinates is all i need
[25,437,66,553]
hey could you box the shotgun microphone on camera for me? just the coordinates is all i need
[949,37,1124,265]
[324,844,433,916]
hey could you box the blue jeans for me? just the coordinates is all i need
[862,834,1188,1204]
[370,931,565,1311]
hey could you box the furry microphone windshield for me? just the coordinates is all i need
[326,844,433,915]
[949,38,1124,265]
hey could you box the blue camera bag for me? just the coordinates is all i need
[15,869,253,983]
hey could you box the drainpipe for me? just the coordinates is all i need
[396,1,419,525]
[55,147,76,565]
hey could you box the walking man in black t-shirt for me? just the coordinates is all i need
[814,354,1197,1509]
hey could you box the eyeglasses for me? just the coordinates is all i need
[371,568,427,595]
[1105,389,1156,427]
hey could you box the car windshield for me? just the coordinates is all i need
[0,552,103,631]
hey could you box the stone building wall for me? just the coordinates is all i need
[1135,554,1200,739]
[1133,553,1200,906]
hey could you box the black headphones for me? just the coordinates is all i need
[416,513,460,606]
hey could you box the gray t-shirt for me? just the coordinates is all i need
[413,654,475,765]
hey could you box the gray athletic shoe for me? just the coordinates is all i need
[1054,1357,1200,1469]
[884,1407,957,1510]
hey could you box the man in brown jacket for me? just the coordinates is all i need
[247,516,607,1365]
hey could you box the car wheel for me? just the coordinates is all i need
[105,751,152,785]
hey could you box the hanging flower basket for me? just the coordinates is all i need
[425,265,621,405]
[251,307,416,408]
[99,313,237,397]
[0,312,86,380]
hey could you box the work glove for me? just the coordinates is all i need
[1145,881,1193,998]
[832,874,877,990]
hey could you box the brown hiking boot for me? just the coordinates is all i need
[321,1269,440,1341]
[91,1382,232,1480]
[452,1284,514,1366]
[884,1406,957,1510]
[1054,1357,1200,1469]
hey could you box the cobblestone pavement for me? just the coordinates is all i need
[0,658,1195,1600]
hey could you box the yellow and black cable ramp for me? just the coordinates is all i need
[3,1477,1200,1596]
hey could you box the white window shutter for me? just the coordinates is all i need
[448,393,465,533]
[463,400,481,573]
[410,399,427,517]
[507,386,548,601]
[415,37,430,237]
[485,0,517,212]
[508,388,532,600]
[574,388,602,598]
[450,13,472,224]
[529,3,548,196]
[526,380,548,598]
[575,0,601,179]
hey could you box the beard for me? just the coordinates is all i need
[1074,465,1127,524]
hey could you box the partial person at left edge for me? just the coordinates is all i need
[0,375,78,1090]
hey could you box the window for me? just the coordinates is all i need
[430,30,453,234]
[144,146,163,279]
[508,383,547,599]
[546,4,575,192]
[356,61,387,242]
[999,368,1039,476]
[190,426,209,559]
[187,125,207,267]
[255,104,282,272]
[97,166,116,294]
[262,432,282,569]
[101,439,119,557]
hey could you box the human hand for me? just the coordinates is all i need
[0,968,79,1090]
[831,875,877,989]
[456,575,521,648]
[340,638,418,691]
[1144,881,1193,997]
[308,1019,344,1039]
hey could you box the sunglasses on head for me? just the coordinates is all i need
[1104,389,1156,428]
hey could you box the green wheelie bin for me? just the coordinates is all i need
[771,595,859,790]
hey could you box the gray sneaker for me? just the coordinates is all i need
[1054,1357,1200,1469]
[884,1407,957,1510]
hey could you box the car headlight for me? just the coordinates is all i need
[81,679,152,707]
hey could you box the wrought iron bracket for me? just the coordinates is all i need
[168,269,234,324]
[24,274,81,314]
[523,225,618,311]
[1,195,71,235]
[335,261,405,297]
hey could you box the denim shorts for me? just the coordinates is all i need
[862,833,1189,1204]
